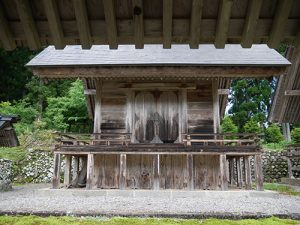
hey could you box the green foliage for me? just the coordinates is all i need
[0,216,298,225]
[291,128,300,144]
[229,79,273,131]
[262,141,290,152]
[0,48,38,102]
[221,116,238,134]
[0,147,27,162]
[264,124,284,143]
[43,79,91,131]
[243,119,262,134]
[263,183,300,196]
[0,101,38,134]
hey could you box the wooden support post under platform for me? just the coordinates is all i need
[187,153,194,190]
[93,80,102,140]
[212,80,220,135]
[219,154,228,190]
[86,153,94,189]
[254,154,264,191]
[229,157,235,185]
[72,156,80,186]
[119,154,127,190]
[52,153,61,189]
[236,157,243,188]
[64,155,72,188]
[153,154,160,190]
[244,156,252,189]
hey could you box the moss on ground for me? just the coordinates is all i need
[0,147,27,162]
[0,216,298,225]
[263,183,300,196]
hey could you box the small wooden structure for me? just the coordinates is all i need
[0,115,19,147]
[0,0,299,50]
[27,44,290,191]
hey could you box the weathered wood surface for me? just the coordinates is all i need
[255,154,264,191]
[52,153,61,189]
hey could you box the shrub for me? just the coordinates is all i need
[243,118,262,134]
[221,116,238,134]
[291,127,300,143]
[264,124,284,143]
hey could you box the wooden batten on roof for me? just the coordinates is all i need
[0,0,299,50]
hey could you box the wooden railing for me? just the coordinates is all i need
[182,133,259,147]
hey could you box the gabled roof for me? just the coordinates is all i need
[27,44,290,67]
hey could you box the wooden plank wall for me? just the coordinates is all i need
[187,81,213,134]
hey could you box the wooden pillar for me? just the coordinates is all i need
[286,157,293,178]
[86,153,94,189]
[64,155,72,188]
[119,154,127,190]
[52,153,61,189]
[254,154,264,191]
[181,89,188,137]
[93,80,102,138]
[187,153,194,190]
[282,123,291,142]
[219,154,228,190]
[244,156,252,189]
[212,80,220,134]
[229,157,235,185]
[236,157,243,188]
[153,154,160,190]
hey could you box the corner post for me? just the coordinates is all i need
[86,153,94,189]
[254,154,264,191]
[220,153,228,190]
[52,153,61,189]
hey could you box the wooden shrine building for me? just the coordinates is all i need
[27,44,290,191]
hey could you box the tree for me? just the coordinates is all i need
[264,124,284,143]
[221,116,238,134]
[243,118,262,134]
[229,79,274,131]
[291,128,300,144]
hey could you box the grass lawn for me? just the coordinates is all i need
[0,216,299,225]
[263,183,300,196]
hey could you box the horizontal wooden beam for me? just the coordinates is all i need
[15,0,41,50]
[268,0,293,49]
[241,0,263,48]
[218,89,230,95]
[284,90,300,96]
[103,0,118,49]
[73,0,92,49]
[43,0,65,49]
[214,0,233,49]
[163,0,173,49]
[0,5,16,50]
[84,89,96,95]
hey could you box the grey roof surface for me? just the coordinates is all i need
[27,44,290,67]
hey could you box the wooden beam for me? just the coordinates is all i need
[163,0,173,49]
[220,154,228,190]
[15,0,41,50]
[189,0,203,49]
[84,89,96,95]
[52,153,61,189]
[229,158,235,185]
[244,156,252,189]
[132,0,144,49]
[268,0,293,49]
[42,0,65,49]
[214,0,233,49]
[73,0,92,49]
[153,154,160,190]
[103,0,118,49]
[241,0,263,48]
[86,153,94,189]
[93,80,102,135]
[72,156,80,186]
[0,5,16,50]
[218,89,230,95]
[284,90,300,96]
[64,155,72,188]
[119,153,126,190]
[254,154,264,191]
[236,157,243,188]
[187,153,194,190]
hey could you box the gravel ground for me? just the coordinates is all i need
[0,184,300,219]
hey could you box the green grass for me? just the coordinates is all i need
[262,141,291,152]
[0,147,27,162]
[0,216,298,225]
[264,183,300,196]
